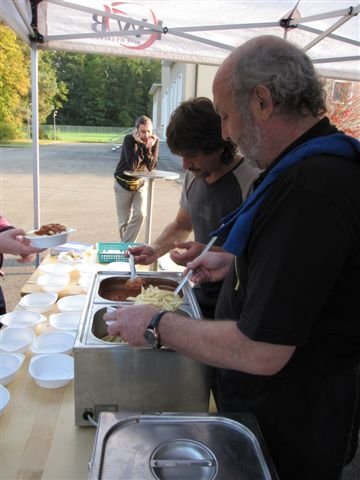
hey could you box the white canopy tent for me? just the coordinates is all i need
[1,0,359,229]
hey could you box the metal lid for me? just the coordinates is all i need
[89,413,277,479]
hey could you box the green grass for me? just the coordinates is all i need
[54,131,125,143]
[1,128,132,145]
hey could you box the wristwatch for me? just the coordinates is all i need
[144,310,169,349]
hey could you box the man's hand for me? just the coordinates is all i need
[103,304,159,346]
[187,251,234,284]
[128,245,157,265]
[169,241,205,267]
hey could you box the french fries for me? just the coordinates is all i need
[127,285,182,311]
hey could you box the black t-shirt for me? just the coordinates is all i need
[114,134,159,178]
[214,118,360,479]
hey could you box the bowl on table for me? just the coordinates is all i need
[49,312,82,332]
[0,353,25,386]
[75,263,99,276]
[28,353,74,388]
[104,261,130,271]
[78,275,91,293]
[0,384,10,415]
[0,327,35,353]
[37,273,70,293]
[58,251,85,265]
[0,310,44,329]
[39,263,74,275]
[57,295,86,313]
[25,227,76,248]
[19,292,58,313]
[31,331,75,355]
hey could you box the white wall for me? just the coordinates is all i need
[154,62,219,139]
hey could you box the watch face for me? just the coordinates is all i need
[144,328,158,348]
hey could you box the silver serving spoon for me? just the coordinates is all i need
[174,236,218,295]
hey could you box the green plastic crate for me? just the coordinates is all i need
[96,242,140,263]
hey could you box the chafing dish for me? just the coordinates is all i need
[74,270,210,426]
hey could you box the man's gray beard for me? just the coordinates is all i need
[238,125,263,168]
[236,105,263,168]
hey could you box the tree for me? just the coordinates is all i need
[50,52,161,126]
[39,51,68,128]
[0,23,29,139]
[326,80,360,138]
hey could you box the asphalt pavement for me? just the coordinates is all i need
[0,142,359,479]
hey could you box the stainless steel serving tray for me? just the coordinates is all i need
[74,271,209,426]
[89,412,279,479]
[89,270,196,307]
[76,270,202,347]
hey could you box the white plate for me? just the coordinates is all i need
[0,327,35,353]
[39,263,74,275]
[0,310,44,328]
[57,295,86,312]
[25,228,76,248]
[76,263,99,275]
[0,385,10,415]
[49,312,82,331]
[37,273,70,293]
[31,331,75,355]
[19,292,58,313]
[58,251,85,265]
[29,354,74,388]
[0,353,25,385]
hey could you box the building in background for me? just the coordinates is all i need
[150,61,218,139]
[151,61,360,141]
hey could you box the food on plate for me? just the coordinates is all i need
[58,248,96,264]
[33,223,67,236]
[127,285,182,311]
[62,251,84,261]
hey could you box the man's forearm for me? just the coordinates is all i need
[151,222,192,258]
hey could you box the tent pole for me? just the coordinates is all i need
[31,43,41,266]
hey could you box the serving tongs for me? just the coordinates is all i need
[174,236,217,295]
[128,252,136,281]
[125,252,145,288]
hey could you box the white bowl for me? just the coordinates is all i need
[39,263,74,275]
[37,273,70,293]
[49,312,81,331]
[25,228,76,248]
[19,292,58,313]
[78,275,91,292]
[0,310,44,329]
[76,263,98,276]
[31,331,75,355]
[0,327,35,353]
[104,261,130,271]
[29,354,74,388]
[0,384,10,415]
[0,353,25,385]
[57,295,86,312]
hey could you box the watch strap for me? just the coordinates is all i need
[149,310,169,329]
